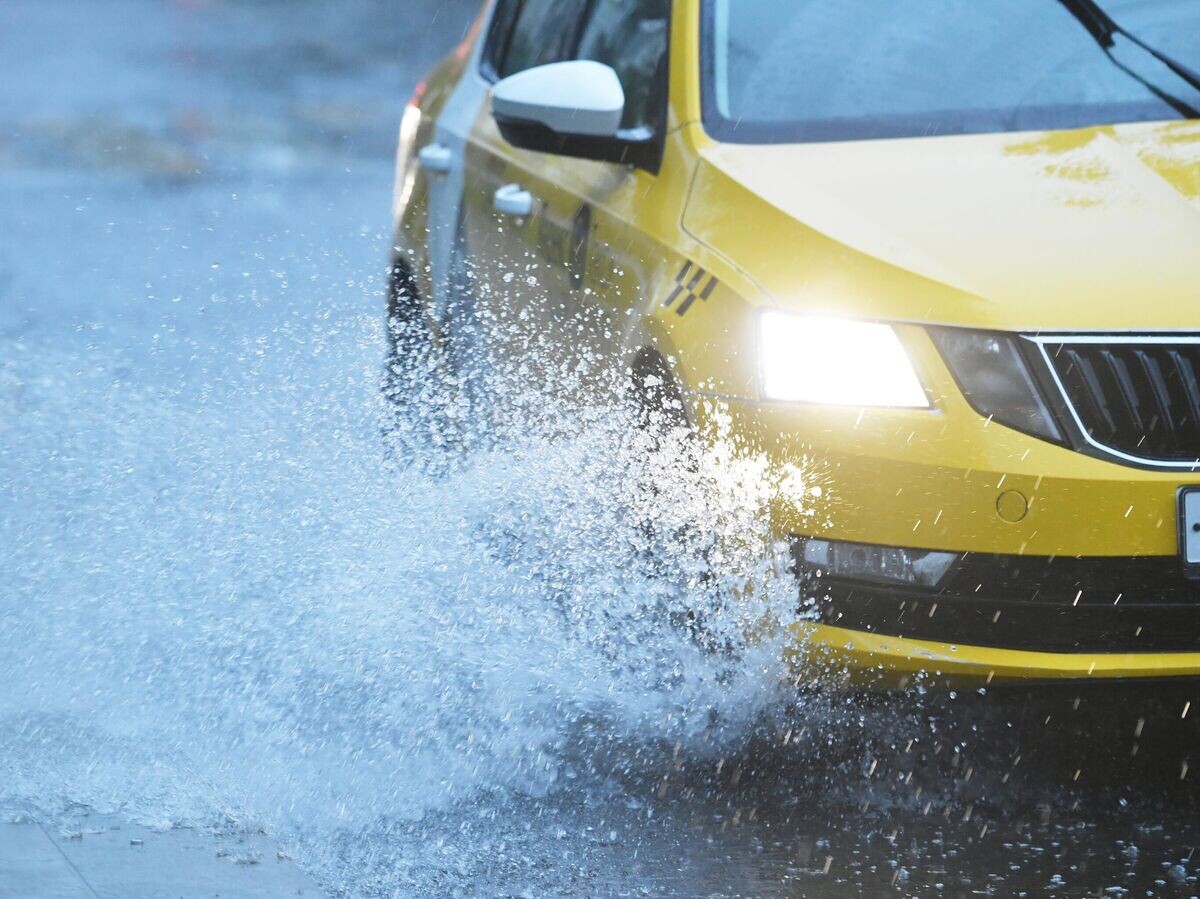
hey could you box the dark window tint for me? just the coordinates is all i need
[576,0,669,134]
[482,0,522,79]
[497,0,590,78]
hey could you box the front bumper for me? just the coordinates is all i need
[786,546,1200,686]
[691,335,1200,685]
[787,622,1200,689]
[801,549,1200,651]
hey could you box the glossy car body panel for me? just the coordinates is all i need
[787,622,1200,688]
[393,0,1200,687]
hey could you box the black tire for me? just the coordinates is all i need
[381,228,491,453]
[381,232,482,407]
[627,350,727,646]
[385,253,423,351]
[440,223,489,401]
[629,348,693,455]
[382,251,433,408]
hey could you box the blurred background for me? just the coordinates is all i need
[0,0,477,343]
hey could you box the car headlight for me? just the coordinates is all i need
[929,328,1063,444]
[759,312,929,407]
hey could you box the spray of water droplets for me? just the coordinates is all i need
[0,288,826,890]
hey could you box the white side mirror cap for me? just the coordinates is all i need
[492,60,625,138]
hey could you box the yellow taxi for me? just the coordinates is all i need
[388,0,1200,686]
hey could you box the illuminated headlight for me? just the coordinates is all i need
[759,313,929,407]
[391,101,422,224]
[797,538,958,589]
[929,328,1063,443]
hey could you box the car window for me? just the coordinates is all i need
[481,0,522,79]
[575,0,670,135]
[495,0,591,79]
[703,0,1200,143]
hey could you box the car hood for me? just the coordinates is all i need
[683,121,1200,331]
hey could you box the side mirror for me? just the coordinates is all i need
[493,60,625,138]
[491,60,661,171]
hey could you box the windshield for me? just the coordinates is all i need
[702,0,1200,143]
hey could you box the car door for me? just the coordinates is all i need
[563,0,672,392]
[410,9,493,331]
[461,0,672,397]
[459,0,592,381]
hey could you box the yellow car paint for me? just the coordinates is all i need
[394,0,1200,689]
[786,622,1200,689]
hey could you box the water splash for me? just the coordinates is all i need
[0,302,814,891]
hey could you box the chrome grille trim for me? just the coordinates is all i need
[1028,334,1200,470]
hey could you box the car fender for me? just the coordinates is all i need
[394,3,495,322]
[632,249,765,413]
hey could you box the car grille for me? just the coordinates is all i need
[1039,338,1200,466]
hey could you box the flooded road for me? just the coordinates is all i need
[2,2,1199,897]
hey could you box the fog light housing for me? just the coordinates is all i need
[795,538,958,589]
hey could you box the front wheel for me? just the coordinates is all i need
[382,252,435,406]
[381,233,490,455]
[627,351,734,648]
[628,349,693,456]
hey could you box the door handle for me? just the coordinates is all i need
[493,183,533,217]
[418,143,453,174]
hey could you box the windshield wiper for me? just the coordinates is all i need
[1057,0,1200,119]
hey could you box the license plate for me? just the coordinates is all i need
[1180,487,1200,578]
